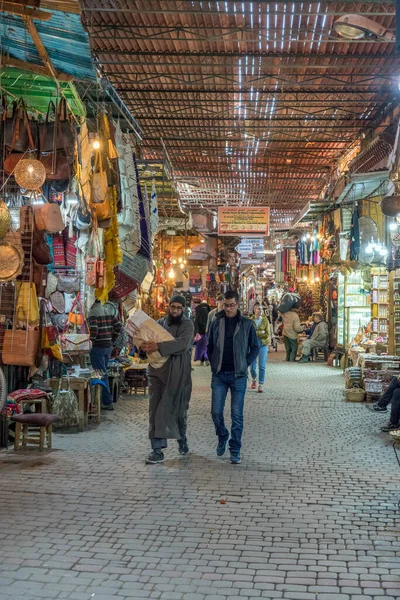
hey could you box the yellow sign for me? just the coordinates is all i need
[218,207,270,236]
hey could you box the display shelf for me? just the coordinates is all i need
[371,267,388,342]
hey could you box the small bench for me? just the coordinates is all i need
[11,413,61,451]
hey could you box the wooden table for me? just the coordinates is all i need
[48,376,91,431]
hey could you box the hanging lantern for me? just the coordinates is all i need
[14,159,46,191]
[381,195,400,217]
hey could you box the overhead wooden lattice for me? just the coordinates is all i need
[80,0,399,228]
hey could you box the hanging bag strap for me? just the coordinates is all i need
[9,98,35,154]
[39,100,56,156]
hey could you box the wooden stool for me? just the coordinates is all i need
[88,384,101,424]
[311,345,329,362]
[11,414,60,451]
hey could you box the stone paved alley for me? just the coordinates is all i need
[0,352,400,600]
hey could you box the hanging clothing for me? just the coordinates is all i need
[350,206,360,261]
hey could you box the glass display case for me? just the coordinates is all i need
[337,271,371,347]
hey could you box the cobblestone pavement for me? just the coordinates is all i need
[1,350,400,600]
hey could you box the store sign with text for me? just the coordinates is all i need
[218,207,270,236]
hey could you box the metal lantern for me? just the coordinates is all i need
[381,195,400,217]
[14,159,46,191]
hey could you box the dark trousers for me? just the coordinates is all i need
[211,371,247,451]
[378,377,400,425]
[90,346,112,406]
[284,336,298,362]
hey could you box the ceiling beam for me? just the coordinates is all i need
[102,60,399,71]
[113,87,395,95]
[1,54,73,82]
[1,2,51,21]
[134,116,373,122]
[22,16,60,81]
[101,50,398,59]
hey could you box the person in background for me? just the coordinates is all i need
[297,312,329,363]
[88,300,122,410]
[271,300,279,333]
[194,299,211,364]
[206,293,224,333]
[281,308,304,362]
[250,303,271,393]
[207,290,260,464]
[140,295,194,464]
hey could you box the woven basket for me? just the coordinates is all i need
[345,387,366,402]
[366,392,381,403]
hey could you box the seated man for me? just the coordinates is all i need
[367,376,399,419]
[297,312,329,363]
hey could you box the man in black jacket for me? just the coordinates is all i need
[207,291,260,464]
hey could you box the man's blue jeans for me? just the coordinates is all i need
[90,346,113,406]
[250,344,268,384]
[211,371,247,451]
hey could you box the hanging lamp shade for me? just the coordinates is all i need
[14,159,46,191]
[381,195,400,217]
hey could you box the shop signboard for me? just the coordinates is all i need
[236,237,265,257]
[218,207,270,236]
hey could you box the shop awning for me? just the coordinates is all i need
[336,171,390,205]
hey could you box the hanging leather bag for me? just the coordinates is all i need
[4,101,36,175]
[2,327,40,366]
[39,99,75,153]
[20,205,52,265]
[33,201,65,233]
[40,151,70,181]
[92,151,108,203]
[4,98,37,152]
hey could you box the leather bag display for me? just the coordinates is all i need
[40,152,71,181]
[60,293,91,354]
[4,99,37,152]
[2,327,40,366]
[34,202,64,233]
[56,274,80,294]
[39,99,75,153]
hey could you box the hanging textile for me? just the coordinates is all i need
[114,121,141,253]
[151,179,159,242]
[349,205,360,261]
[143,183,152,262]
[133,155,151,260]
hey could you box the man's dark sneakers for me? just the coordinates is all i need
[366,403,387,413]
[145,450,165,464]
[178,439,189,455]
[230,451,241,464]
[216,438,228,457]
[381,423,399,433]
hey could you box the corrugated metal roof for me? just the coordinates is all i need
[0,67,85,116]
[0,10,95,81]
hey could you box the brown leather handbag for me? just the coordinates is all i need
[3,110,36,176]
[40,151,71,181]
[4,98,37,152]
[2,327,40,366]
[34,202,65,233]
[39,99,75,153]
